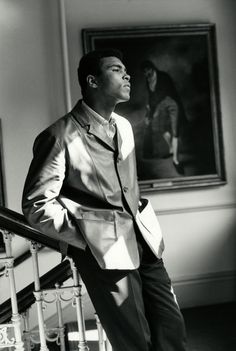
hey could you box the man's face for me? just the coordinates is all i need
[95,56,131,104]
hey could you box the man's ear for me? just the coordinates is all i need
[87,75,98,88]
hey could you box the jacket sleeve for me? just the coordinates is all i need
[22,129,86,253]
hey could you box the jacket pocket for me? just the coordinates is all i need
[76,209,115,222]
[75,210,116,263]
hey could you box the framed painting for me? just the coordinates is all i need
[82,23,226,192]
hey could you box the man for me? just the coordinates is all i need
[22,49,187,351]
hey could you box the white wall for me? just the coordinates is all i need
[0,0,65,211]
[0,0,235,308]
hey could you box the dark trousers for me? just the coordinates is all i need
[69,236,187,351]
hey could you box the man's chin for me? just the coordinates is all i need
[120,94,130,102]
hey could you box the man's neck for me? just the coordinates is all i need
[83,96,115,121]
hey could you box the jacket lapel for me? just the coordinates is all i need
[88,123,116,151]
[71,100,116,151]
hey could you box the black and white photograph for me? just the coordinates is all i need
[0,1,235,351]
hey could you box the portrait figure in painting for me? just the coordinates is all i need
[139,59,186,179]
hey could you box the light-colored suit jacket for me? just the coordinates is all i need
[22,101,142,269]
[22,101,164,269]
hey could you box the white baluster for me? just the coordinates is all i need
[95,314,106,351]
[22,309,32,351]
[2,230,25,351]
[95,313,113,351]
[30,241,49,351]
[105,337,113,351]
[68,257,89,350]
[55,283,66,351]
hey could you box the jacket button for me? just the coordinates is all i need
[123,186,128,193]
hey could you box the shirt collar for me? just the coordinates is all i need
[82,100,115,126]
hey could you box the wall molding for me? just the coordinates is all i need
[172,270,236,309]
[157,202,236,216]
[59,0,72,112]
[172,269,236,286]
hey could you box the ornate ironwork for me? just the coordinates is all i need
[0,324,15,348]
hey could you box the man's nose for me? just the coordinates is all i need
[123,72,130,81]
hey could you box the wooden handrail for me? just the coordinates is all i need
[0,205,60,252]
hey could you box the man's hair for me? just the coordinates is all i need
[77,49,123,95]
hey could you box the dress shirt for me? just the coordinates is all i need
[81,100,117,140]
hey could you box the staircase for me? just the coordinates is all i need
[0,206,112,351]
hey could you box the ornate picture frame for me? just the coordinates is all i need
[82,24,226,192]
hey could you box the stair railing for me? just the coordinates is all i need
[0,206,112,351]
